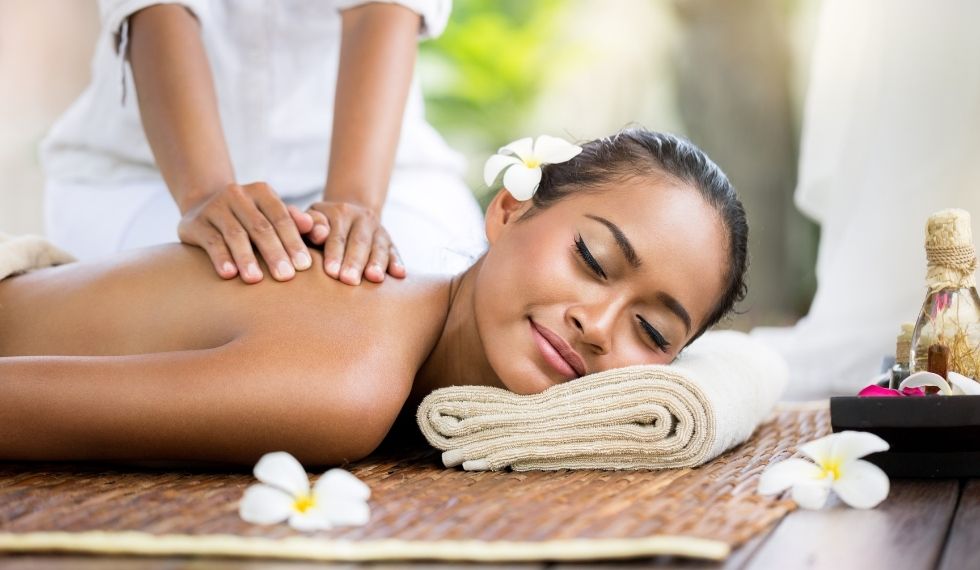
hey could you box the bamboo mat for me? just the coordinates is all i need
[0,402,829,563]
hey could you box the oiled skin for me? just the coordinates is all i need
[0,244,450,467]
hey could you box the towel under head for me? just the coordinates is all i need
[416,331,788,471]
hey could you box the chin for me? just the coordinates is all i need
[496,361,559,395]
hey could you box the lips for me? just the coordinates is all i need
[529,319,587,378]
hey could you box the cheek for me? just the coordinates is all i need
[470,246,537,387]
[472,228,581,391]
[481,227,575,312]
[604,325,675,370]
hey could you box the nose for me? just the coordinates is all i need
[567,299,619,356]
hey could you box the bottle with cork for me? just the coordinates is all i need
[909,209,980,383]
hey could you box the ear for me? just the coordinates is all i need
[484,189,532,245]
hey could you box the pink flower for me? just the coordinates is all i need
[931,291,951,318]
[857,384,925,397]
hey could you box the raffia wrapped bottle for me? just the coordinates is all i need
[909,209,980,381]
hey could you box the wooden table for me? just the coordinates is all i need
[0,478,975,570]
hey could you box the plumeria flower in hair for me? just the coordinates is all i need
[758,431,890,510]
[483,135,583,200]
[239,451,371,532]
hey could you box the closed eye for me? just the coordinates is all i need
[574,234,607,279]
[637,315,671,351]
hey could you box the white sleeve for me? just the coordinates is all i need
[98,0,211,52]
[334,0,452,40]
[97,0,212,105]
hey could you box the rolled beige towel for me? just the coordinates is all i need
[0,233,75,280]
[416,331,788,471]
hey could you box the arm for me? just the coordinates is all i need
[128,4,232,215]
[128,5,314,283]
[0,339,395,466]
[326,3,420,212]
[306,3,420,284]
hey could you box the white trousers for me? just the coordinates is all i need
[44,168,488,276]
[751,0,980,400]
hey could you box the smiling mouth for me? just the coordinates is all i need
[529,318,586,379]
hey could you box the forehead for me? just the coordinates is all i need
[545,176,729,328]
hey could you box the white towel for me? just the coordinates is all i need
[416,331,788,471]
[0,233,76,280]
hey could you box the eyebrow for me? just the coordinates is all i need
[657,292,692,335]
[585,214,692,334]
[585,214,641,269]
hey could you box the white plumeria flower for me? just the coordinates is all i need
[900,370,980,395]
[238,451,370,532]
[483,135,583,200]
[758,431,890,510]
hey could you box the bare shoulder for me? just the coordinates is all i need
[268,254,452,373]
[237,267,452,464]
[233,330,417,465]
[247,268,451,400]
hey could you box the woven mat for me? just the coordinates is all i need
[0,402,829,563]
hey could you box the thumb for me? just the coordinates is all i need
[288,205,315,233]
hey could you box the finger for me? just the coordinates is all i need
[387,244,407,279]
[363,232,391,283]
[255,197,312,271]
[306,209,330,244]
[321,211,351,279]
[287,205,315,235]
[230,193,295,281]
[198,224,240,279]
[209,210,264,283]
[178,221,238,279]
[339,217,376,285]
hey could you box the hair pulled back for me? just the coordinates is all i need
[528,128,748,340]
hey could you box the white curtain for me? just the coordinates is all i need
[753,0,980,399]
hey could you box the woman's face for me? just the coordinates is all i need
[473,175,729,395]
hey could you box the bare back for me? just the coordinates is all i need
[0,244,447,361]
[0,244,452,466]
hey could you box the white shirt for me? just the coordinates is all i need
[40,0,464,198]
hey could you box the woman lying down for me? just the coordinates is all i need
[0,128,748,467]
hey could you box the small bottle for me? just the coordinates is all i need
[909,209,980,381]
[889,323,914,388]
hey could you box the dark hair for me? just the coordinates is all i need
[526,127,748,343]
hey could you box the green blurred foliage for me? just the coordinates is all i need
[418,0,572,203]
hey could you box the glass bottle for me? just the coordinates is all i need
[909,209,980,381]
[889,323,913,389]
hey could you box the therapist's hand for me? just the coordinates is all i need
[303,200,406,285]
[177,182,315,283]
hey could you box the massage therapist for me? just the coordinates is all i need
[40,0,485,284]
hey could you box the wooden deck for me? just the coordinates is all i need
[0,478,975,570]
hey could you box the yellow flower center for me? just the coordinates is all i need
[523,158,540,169]
[293,494,316,513]
[821,459,842,481]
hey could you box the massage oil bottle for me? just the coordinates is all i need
[909,209,980,381]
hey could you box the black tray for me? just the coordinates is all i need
[829,395,980,478]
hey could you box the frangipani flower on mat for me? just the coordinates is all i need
[238,451,370,532]
[758,431,890,510]
[483,135,583,200]
[899,371,980,396]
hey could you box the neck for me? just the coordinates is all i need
[414,257,504,401]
